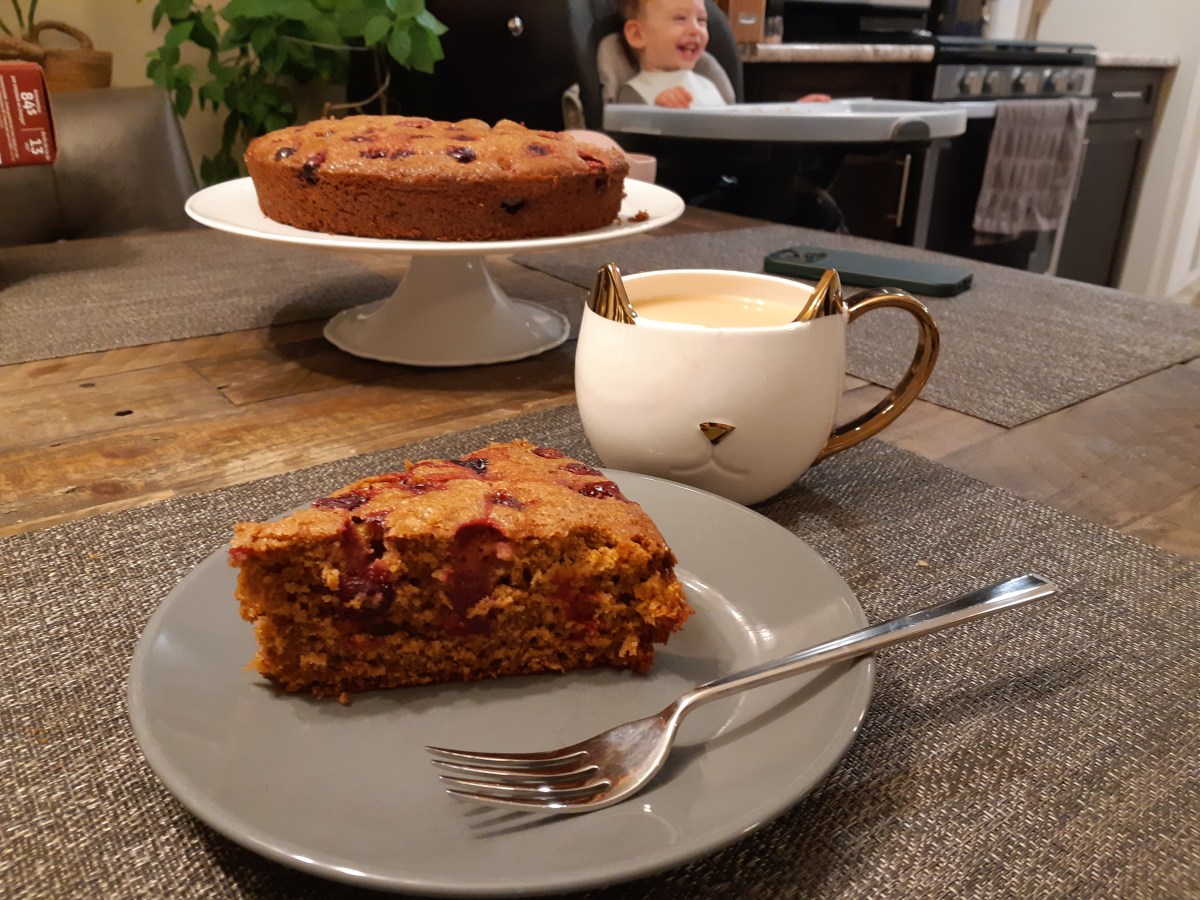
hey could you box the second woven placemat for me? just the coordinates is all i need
[514,224,1200,427]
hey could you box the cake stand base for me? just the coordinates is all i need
[323,254,570,367]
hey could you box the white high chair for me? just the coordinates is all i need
[563,0,964,232]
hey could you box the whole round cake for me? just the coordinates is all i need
[243,116,630,242]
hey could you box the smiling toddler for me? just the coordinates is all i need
[618,0,829,108]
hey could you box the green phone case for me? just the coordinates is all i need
[764,246,974,297]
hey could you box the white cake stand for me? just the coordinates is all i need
[185,178,685,366]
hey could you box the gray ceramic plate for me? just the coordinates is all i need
[127,471,872,897]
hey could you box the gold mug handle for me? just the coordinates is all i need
[816,286,940,462]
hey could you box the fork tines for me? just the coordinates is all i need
[427,745,608,809]
[426,745,588,767]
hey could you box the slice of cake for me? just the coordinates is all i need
[229,440,692,699]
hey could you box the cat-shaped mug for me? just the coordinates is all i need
[575,268,939,505]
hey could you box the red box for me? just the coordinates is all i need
[0,60,57,167]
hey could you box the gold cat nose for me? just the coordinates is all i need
[699,422,735,444]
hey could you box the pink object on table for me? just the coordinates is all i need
[566,128,657,183]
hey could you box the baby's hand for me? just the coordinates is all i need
[654,86,694,109]
[797,93,832,103]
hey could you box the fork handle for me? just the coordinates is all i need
[676,574,1059,715]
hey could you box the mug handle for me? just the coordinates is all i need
[815,287,940,461]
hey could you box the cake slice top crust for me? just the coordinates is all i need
[230,439,676,557]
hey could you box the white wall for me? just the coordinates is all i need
[24,2,157,87]
[1035,0,1200,301]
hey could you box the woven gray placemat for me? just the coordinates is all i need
[0,231,591,365]
[514,225,1200,427]
[3,405,1197,898]
[0,231,393,365]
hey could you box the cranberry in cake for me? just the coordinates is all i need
[243,116,630,241]
[229,440,692,699]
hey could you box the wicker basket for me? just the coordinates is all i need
[0,21,112,92]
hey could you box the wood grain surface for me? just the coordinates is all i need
[3,208,1196,559]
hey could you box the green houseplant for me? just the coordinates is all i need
[139,0,448,183]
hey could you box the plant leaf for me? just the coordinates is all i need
[223,0,283,20]
[361,13,390,45]
[172,81,194,118]
[276,0,321,22]
[199,81,225,107]
[414,9,447,36]
[189,7,222,52]
[249,24,275,55]
[388,0,424,19]
[145,55,167,86]
[405,22,443,74]
[333,3,374,36]
[261,40,287,76]
[163,19,194,47]
[386,24,411,65]
[158,0,194,21]
[208,55,234,79]
[301,15,341,45]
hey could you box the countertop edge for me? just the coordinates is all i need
[741,43,935,64]
[1095,51,1180,69]
[741,43,1178,69]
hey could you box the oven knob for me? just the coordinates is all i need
[1016,68,1050,94]
[1048,69,1074,95]
[984,67,1017,96]
[958,67,986,97]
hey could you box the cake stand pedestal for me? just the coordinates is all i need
[323,254,568,366]
[185,178,685,367]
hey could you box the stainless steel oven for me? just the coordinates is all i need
[907,37,1098,273]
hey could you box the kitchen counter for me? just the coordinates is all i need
[741,43,1178,70]
[1095,51,1179,68]
[741,42,934,63]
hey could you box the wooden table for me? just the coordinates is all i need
[3,208,1196,560]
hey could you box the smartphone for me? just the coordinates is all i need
[763,245,974,297]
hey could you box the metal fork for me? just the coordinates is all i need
[427,573,1059,814]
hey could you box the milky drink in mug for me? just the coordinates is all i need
[575,269,939,505]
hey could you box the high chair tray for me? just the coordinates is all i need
[604,98,967,144]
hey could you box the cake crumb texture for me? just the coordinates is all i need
[244,116,629,241]
[229,440,692,698]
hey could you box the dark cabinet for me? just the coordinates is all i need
[741,60,933,242]
[347,2,581,130]
[742,61,926,102]
[1055,66,1167,287]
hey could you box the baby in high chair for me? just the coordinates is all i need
[618,0,830,109]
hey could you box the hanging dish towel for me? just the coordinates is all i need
[973,97,1089,244]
